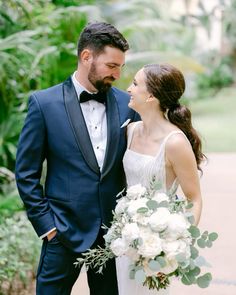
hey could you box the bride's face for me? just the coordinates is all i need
[127,69,150,111]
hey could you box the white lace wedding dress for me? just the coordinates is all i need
[116,122,185,295]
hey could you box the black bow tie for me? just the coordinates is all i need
[80,90,107,104]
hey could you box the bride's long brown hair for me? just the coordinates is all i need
[143,63,205,171]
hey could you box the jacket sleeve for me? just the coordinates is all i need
[15,94,55,237]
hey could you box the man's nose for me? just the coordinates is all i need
[112,68,121,80]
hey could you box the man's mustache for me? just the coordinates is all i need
[104,76,115,82]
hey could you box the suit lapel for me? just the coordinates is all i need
[63,77,100,174]
[101,89,120,179]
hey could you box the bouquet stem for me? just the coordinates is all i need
[143,273,171,290]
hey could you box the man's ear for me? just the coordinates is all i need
[80,49,93,65]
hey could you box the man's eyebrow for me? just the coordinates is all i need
[107,62,126,67]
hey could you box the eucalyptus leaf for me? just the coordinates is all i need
[136,237,143,246]
[181,274,192,285]
[196,273,212,288]
[180,262,190,269]
[185,272,196,284]
[206,240,213,248]
[197,238,206,248]
[185,211,194,219]
[129,269,135,280]
[208,232,218,242]
[137,207,149,214]
[134,269,146,284]
[190,246,199,259]
[157,201,169,208]
[195,256,208,267]
[156,256,167,267]
[186,202,194,209]
[188,266,201,276]
[146,199,158,210]
[189,225,200,238]
[189,258,196,270]
[152,180,162,190]
[187,215,195,224]
[176,253,187,263]
[201,231,208,240]
[148,260,161,271]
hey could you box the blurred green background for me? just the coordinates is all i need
[0,0,235,293]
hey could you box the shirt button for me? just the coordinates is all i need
[95,126,97,129]
[96,146,99,149]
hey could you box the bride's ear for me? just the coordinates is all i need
[146,94,156,102]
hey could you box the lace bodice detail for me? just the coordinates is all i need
[123,122,185,195]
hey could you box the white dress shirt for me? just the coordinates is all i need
[71,71,107,169]
[40,72,108,239]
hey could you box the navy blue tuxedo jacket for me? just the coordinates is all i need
[15,77,137,253]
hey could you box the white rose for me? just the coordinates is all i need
[127,184,147,200]
[121,223,140,243]
[127,198,148,217]
[110,238,129,256]
[148,207,171,232]
[160,256,179,274]
[115,197,129,214]
[162,240,191,261]
[103,226,115,244]
[138,228,162,258]
[166,213,190,239]
[152,192,169,203]
[132,213,149,226]
[126,247,140,261]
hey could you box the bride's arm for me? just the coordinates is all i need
[166,134,202,225]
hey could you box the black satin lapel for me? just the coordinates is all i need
[63,77,100,174]
[101,90,120,179]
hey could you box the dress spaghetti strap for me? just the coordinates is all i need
[127,121,142,149]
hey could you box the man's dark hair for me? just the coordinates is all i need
[77,22,129,57]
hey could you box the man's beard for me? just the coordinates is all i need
[88,63,115,92]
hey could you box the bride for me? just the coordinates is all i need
[116,63,204,294]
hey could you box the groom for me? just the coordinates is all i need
[15,22,138,295]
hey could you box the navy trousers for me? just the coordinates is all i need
[36,230,118,295]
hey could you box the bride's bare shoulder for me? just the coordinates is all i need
[166,131,190,147]
[165,132,194,162]
[127,121,141,131]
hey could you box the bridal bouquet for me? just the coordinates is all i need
[75,181,218,290]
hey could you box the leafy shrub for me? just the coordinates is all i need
[195,52,234,98]
[0,167,24,225]
[0,213,41,294]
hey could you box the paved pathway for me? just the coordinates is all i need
[71,153,236,295]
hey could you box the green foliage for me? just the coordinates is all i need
[0,166,24,223]
[191,87,236,152]
[0,192,24,223]
[189,225,200,238]
[0,167,15,194]
[223,0,236,52]
[0,102,25,170]
[0,0,90,172]
[75,245,114,274]
[52,0,96,6]
[195,53,234,98]
[98,0,205,90]
[0,213,41,292]
[196,273,212,288]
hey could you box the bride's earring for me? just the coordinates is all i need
[146,95,154,102]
